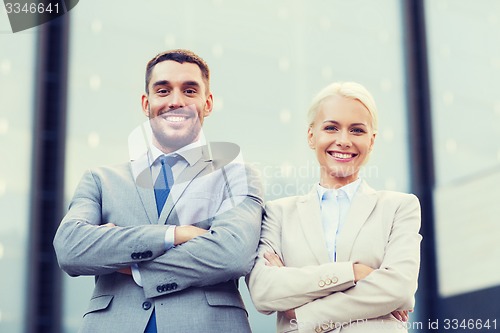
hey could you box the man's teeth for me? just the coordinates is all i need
[332,152,354,159]
[165,116,186,122]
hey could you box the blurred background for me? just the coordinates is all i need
[1,0,499,332]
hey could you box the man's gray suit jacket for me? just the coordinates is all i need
[53,143,263,332]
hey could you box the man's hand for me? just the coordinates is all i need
[174,225,209,245]
[101,223,132,275]
[117,267,132,275]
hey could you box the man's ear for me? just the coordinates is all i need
[203,93,214,118]
[141,93,150,117]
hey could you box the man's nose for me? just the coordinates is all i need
[168,90,184,109]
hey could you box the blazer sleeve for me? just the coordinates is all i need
[294,194,422,332]
[138,163,264,299]
[53,169,171,276]
[247,200,355,314]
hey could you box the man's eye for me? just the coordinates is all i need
[157,89,169,94]
[185,89,196,94]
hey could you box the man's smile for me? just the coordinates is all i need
[164,115,189,122]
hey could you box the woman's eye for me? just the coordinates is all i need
[351,128,365,134]
[324,126,337,131]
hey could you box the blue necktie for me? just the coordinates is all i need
[146,156,176,333]
[144,311,157,333]
[153,156,175,217]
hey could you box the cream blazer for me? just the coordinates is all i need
[247,181,422,333]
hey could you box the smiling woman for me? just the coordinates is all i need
[247,81,422,333]
[307,82,378,188]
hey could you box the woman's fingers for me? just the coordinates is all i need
[391,310,409,322]
[264,251,284,267]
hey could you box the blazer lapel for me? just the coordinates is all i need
[297,189,332,264]
[130,154,157,225]
[336,180,378,262]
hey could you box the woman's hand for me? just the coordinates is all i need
[265,252,410,322]
[284,309,296,320]
[264,251,285,267]
[353,262,410,321]
[264,251,296,319]
[353,263,374,282]
[392,309,412,322]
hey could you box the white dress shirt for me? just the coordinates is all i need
[316,178,361,261]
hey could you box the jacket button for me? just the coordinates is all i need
[145,250,153,258]
[131,253,138,259]
[172,283,178,290]
[157,286,163,293]
[142,301,152,310]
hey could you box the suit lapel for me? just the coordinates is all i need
[336,180,378,262]
[130,154,157,225]
[297,189,331,264]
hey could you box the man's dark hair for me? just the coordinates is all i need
[145,49,210,94]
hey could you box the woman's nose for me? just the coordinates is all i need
[336,131,351,147]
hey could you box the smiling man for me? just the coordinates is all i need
[143,56,212,153]
[54,49,263,333]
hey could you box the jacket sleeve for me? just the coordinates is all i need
[294,194,422,332]
[247,200,356,314]
[138,163,264,299]
[53,169,170,276]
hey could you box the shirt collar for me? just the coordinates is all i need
[316,178,362,202]
[148,133,206,168]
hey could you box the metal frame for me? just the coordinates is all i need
[25,14,70,333]
[401,0,439,324]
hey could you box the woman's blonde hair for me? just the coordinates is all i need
[307,82,378,134]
